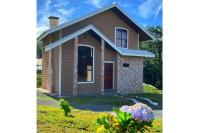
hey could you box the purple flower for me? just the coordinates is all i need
[131,103,154,122]
[120,105,130,113]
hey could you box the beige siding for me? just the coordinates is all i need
[52,47,59,94]
[42,37,50,91]
[104,46,117,89]
[42,50,50,91]
[77,33,102,95]
[61,39,74,95]
[61,10,138,49]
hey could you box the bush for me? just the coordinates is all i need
[96,103,154,133]
[59,99,71,116]
[37,71,42,87]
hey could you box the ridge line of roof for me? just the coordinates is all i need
[38,3,155,41]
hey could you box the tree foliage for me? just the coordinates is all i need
[37,40,42,59]
[140,26,162,89]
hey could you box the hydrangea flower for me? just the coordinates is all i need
[130,103,154,122]
[120,105,130,113]
[113,103,154,122]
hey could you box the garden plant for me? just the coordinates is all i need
[96,103,154,133]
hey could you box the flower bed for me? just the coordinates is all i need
[96,103,155,133]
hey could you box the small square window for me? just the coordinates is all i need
[123,63,129,67]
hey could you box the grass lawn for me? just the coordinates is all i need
[37,83,162,132]
[37,105,162,133]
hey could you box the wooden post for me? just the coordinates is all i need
[101,38,105,95]
[58,30,62,96]
[48,50,52,93]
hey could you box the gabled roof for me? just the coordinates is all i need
[45,24,155,58]
[38,3,155,41]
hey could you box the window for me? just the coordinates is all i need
[123,63,129,67]
[115,28,128,48]
[78,46,94,83]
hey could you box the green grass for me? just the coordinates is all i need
[128,84,162,110]
[37,83,162,132]
[37,105,162,133]
[143,83,162,94]
[63,96,133,107]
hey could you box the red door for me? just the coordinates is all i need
[104,63,113,89]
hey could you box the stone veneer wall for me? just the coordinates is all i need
[117,55,143,94]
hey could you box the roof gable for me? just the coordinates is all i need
[45,24,155,58]
[38,4,155,41]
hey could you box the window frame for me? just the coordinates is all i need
[77,44,95,84]
[115,27,129,49]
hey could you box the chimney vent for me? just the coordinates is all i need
[48,16,59,28]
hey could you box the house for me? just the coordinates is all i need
[38,4,155,96]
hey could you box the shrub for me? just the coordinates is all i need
[96,103,154,133]
[37,71,42,87]
[59,99,71,116]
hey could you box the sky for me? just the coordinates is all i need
[37,0,162,37]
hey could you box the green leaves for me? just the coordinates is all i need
[59,99,71,116]
[96,108,154,133]
[140,26,162,89]
[113,108,132,130]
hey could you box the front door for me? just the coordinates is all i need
[104,62,113,89]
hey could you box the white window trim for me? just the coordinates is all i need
[104,61,115,89]
[115,27,129,49]
[77,44,95,84]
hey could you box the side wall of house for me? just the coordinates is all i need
[117,55,143,94]
[41,32,60,94]
[61,10,138,49]
[42,37,50,91]
[61,39,74,95]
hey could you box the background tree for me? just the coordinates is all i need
[140,26,162,89]
[37,40,42,59]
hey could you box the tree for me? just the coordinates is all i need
[140,26,162,89]
[37,40,42,59]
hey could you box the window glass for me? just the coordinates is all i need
[116,28,128,48]
[78,46,93,82]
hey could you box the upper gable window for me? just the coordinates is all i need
[115,27,128,48]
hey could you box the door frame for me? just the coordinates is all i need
[104,61,115,89]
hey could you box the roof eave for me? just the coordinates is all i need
[37,3,155,41]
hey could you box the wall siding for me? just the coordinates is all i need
[76,33,101,95]
[52,47,59,94]
[61,10,138,49]
[61,39,74,95]
[104,46,117,90]
[117,55,143,94]
[42,37,50,91]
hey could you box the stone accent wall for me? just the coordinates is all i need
[117,55,143,94]
[100,38,105,95]
[73,37,78,96]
